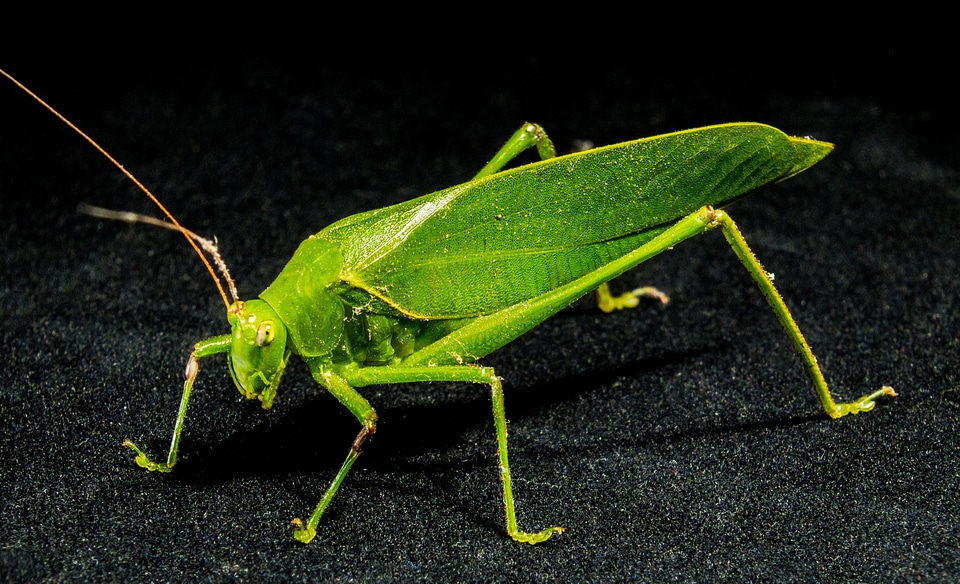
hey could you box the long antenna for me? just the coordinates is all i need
[78,203,239,303]
[0,68,233,311]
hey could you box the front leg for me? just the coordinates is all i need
[124,334,232,472]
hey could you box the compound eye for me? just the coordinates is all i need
[255,321,275,347]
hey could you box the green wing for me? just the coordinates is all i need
[319,123,832,319]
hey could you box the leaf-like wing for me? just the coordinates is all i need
[319,123,831,319]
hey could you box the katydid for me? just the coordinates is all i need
[3,68,895,546]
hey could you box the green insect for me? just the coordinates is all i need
[4,68,895,545]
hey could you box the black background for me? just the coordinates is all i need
[2,47,958,581]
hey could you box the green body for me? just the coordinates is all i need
[246,124,828,390]
[123,122,894,544]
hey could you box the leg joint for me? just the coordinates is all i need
[351,420,376,453]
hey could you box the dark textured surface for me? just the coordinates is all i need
[1,51,957,582]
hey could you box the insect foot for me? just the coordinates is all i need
[596,282,670,312]
[826,386,897,419]
[122,440,174,473]
[509,525,566,545]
